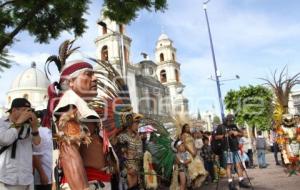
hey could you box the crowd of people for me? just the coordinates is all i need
[169,113,281,190]
[0,86,285,190]
[0,40,284,190]
[0,98,283,190]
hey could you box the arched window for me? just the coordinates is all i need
[124,46,129,64]
[160,53,164,62]
[102,25,107,35]
[23,94,28,100]
[101,46,108,61]
[172,53,175,61]
[149,94,157,114]
[175,69,180,82]
[8,96,11,104]
[160,70,167,83]
[119,24,124,34]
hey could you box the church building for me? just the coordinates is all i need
[95,13,189,121]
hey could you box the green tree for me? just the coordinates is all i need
[224,85,273,131]
[103,0,167,24]
[212,115,221,125]
[0,0,168,73]
[0,49,10,72]
[0,0,89,72]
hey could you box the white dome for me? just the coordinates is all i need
[10,62,50,90]
[158,33,169,41]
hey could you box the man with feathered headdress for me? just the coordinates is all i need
[44,40,131,190]
[115,113,144,190]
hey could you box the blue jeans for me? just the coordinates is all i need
[257,149,266,167]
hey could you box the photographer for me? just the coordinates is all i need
[0,98,41,190]
[215,114,250,190]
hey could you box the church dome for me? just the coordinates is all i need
[10,62,50,90]
[158,33,169,41]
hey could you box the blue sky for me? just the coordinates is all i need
[1,0,300,118]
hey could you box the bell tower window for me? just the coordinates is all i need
[172,53,175,61]
[160,70,167,83]
[101,46,108,61]
[124,46,129,64]
[160,53,164,62]
[102,25,107,35]
[119,24,124,34]
[175,69,180,82]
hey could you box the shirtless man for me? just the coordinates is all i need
[50,60,116,190]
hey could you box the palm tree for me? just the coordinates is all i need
[261,67,300,127]
[0,49,11,74]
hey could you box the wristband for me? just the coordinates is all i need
[11,123,22,128]
[31,131,39,136]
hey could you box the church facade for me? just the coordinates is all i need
[95,14,189,121]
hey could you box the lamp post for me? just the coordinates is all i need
[203,0,225,122]
[208,74,240,84]
[97,21,127,84]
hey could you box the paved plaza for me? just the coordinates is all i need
[201,153,300,190]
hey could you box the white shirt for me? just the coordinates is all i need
[239,136,253,152]
[33,127,53,185]
[0,118,39,185]
[195,138,204,149]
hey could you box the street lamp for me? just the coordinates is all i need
[203,0,225,121]
[208,74,240,83]
[97,20,127,84]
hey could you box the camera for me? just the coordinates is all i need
[25,109,46,123]
[33,109,46,119]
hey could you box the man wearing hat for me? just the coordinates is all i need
[116,113,144,190]
[0,98,41,190]
[215,114,250,190]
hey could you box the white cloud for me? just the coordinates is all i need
[10,51,50,66]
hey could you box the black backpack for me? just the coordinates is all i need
[211,125,225,155]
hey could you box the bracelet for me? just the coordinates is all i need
[11,123,22,128]
[31,131,39,136]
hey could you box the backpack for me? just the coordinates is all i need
[211,125,225,155]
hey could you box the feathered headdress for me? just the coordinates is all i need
[144,117,176,181]
[42,40,81,128]
[86,57,133,140]
[44,39,134,152]
[45,39,79,78]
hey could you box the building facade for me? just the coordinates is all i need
[95,12,189,120]
[5,62,50,111]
